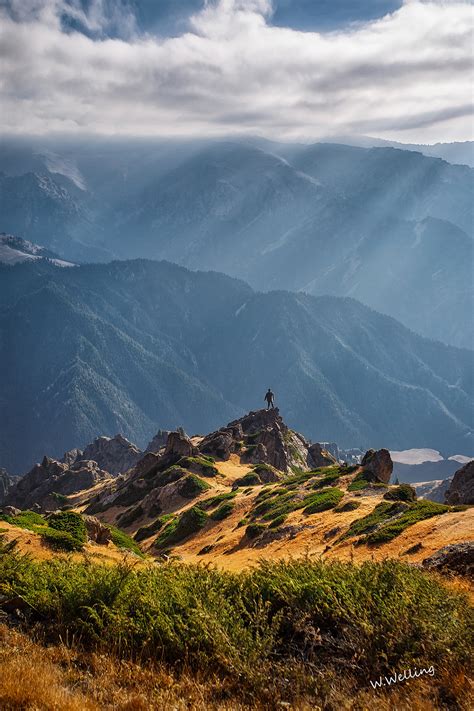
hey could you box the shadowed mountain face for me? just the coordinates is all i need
[0,259,472,474]
[0,139,472,348]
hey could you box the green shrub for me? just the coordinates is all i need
[246,523,267,539]
[178,456,218,477]
[178,474,211,498]
[134,513,174,542]
[210,502,235,521]
[302,488,344,514]
[268,514,287,528]
[108,526,143,556]
[311,469,341,489]
[335,500,361,513]
[347,472,371,491]
[201,492,236,510]
[233,472,261,488]
[41,528,84,552]
[156,506,208,548]
[48,511,87,544]
[341,502,402,540]
[0,542,471,688]
[366,501,450,545]
[383,484,417,502]
[0,510,46,530]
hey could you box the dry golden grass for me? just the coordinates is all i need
[0,623,472,711]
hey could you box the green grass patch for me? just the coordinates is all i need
[366,501,450,545]
[0,510,46,530]
[134,513,174,542]
[210,502,235,521]
[246,522,267,539]
[302,488,344,514]
[233,472,261,488]
[383,484,417,502]
[201,492,237,510]
[178,474,211,498]
[178,456,218,477]
[341,502,402,540]
[108,526,144,556]
[268,514,287,529]
[347,472,371,491]
[335,500,361,513]
[156,506,208,548]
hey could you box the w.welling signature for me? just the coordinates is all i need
[370,666,435,689]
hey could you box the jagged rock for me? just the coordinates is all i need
[164,431,199,459]
[82,515,111,545]
[361,449,393,484]
[81,434,142,476]
[5,456,111,510]
[0,506,21,517]
[307,443,338,469]
[145,429,171,453]
[445,461,474,505]
[199,430,235,460]
[61,448,83,467]
[200,409,309,473]
[422,543,474,579]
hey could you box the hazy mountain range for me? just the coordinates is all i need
[1,258,472,474]
[1,137,472,349]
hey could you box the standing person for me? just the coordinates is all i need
[264,388,275,409]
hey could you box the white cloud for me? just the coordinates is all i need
[0,0,472,142]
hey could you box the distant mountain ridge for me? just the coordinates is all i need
[1,138,472,348]
[1,258,472,474]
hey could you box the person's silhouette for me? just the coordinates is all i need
[264,388,275,409]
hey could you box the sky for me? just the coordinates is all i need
[0,0,472,143]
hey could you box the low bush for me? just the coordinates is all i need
[302,488,344,514]
[210,502,235,521]
[383,484,417,502]
[246,522,267,539]
[0,539,471,698]
[156,506,208,548]
[178,474,211,499]
[335,500,361,513]
[366,501,450,544]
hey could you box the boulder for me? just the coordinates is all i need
[199,430,234,460]
[307,443,338,469]
[445,460,474,505]
[82,515,112,545]
[361,448,393,484]
[164,431,199,459]
[0,505,21,517]
[422,542,474,579]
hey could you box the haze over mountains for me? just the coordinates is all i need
[1,258,472,474]
[1,137,473,348]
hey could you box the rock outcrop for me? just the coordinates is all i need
[361,449,393,484]
[145,429,171,453]
[82,515,112,545]
[199,409,310,473]
[5,456,111,510]
[307,443,337,469]
[445,460,474,505]
[80,434,142,476]
[422,543,474,579]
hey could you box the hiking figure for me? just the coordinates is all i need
[264,388,275,409]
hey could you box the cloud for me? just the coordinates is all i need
[0,0,472,142]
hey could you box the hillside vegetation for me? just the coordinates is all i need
[0,535,472,709]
